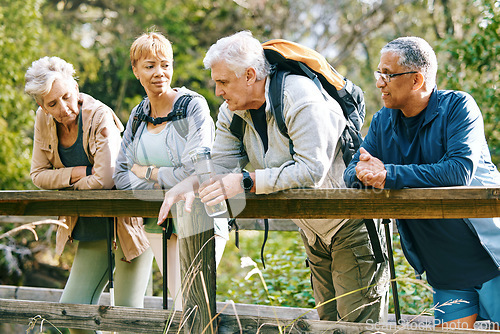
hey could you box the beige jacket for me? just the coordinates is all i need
[30,93,150,261]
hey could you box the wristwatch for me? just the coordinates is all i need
[241,170,254,193]
[145,165,155,181]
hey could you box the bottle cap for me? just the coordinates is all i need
[189,147,211,163]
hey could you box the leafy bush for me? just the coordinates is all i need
[216,230,315,308]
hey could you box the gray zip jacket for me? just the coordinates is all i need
[113,87,215,190]
[212,74,348,246]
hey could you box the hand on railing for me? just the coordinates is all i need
[157,175,198,225]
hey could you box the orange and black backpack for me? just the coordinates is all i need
[229,38,366,166]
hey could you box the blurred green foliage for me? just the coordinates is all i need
[437,0,500,164]
[0,0,41,189]
[0,0,498,191]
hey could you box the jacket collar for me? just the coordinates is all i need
[389,86,439,129]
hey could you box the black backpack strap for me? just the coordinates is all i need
[364,219,386,264]
[131,98,149,140]
[229,114,247,156]
[268,69,294,156]
[132,94,193,140]
[261,218,269,269]
[338,79,365,129]
[341,124,364,166]
[337,78,366,165]
[228,218,239,249]
[229,114,245,142]
[297,62,323,93]
[169,94,193,139]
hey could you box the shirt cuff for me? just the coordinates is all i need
[254,169,266,194]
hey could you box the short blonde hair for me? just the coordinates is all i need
[130,31,173,67]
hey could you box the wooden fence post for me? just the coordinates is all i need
[175,199,217,334]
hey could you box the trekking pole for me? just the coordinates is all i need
[107,219,115,306]
[383,219,401,324]
[107,218,116,334]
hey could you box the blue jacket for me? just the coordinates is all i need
[344,88,500,276]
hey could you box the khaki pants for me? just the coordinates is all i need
[300,219,389,322]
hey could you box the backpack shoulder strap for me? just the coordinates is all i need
[169,94,194,138]
[364,218,386,264]
[268,69,295,156]
[131,98,149,140]
[131,94,194,140]
[229,114,247,156]
[229,113,245,142]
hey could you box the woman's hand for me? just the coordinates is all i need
[70,166,88,184]
[131,164,147,179]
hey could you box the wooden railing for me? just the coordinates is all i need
[1,187,499,333]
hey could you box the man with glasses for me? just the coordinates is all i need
[344,36,500,328]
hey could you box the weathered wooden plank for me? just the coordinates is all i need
[216,314,496,334]
[0,285,177,310]
[0,190,165,217]
[0,298,494,334]
[0,187,498,201]
[236,187,500,219]
[0,188,499,333]
[176,201,217,334]
[3,286,498,333]
[0,285,321,321]
[0,187,499,218]
[0,298,181,333]
[0,216,300,231]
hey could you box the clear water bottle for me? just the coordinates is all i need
[189,147,228,217]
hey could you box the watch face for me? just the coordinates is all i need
[146,166,153,180]
[243,177,252,189]
[242,172,253,191]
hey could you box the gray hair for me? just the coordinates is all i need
[381,37,438,88]
[25,56,77,105]
[203,31,271,80]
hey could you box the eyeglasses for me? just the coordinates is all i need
[374,71,417,83]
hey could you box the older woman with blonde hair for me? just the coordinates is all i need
[26,56,153,334]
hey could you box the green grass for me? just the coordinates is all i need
[216,230,315,307]
[214,229,433,315]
